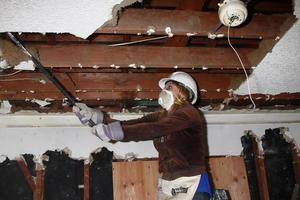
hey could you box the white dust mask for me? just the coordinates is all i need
[158,89,174,110]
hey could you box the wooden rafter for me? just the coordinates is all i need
[31,45,253,69]
[97,9,294,39]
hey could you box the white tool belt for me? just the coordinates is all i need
[158,175,201,200]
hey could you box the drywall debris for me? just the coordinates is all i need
[199,105,212,111]
[124,152,138,161]
[146,26,156,35]
[128,63,137,68]
[0,59,11,69]
[275,36,280,41]
[219,103,225,111]
[78,63,83,68]
[137,32,142,35]
[31,99,51,107]
[208,33,224,39]
[200,89,207,92]
[29,90,35,93]
[136,84,142,92]
[202,66,208,70]
[39,79,46,84]
[165,27,173,37]
[216,88,221,92]
[174,65,178,69]
[44,97,55,102]
[139,65,146,69]
[14,60,35,71]
[0,100,12,114]
[110,64,120,69]
[75,89,81,93]
[92,65,100,69]
[186,32,197,37]
[0,155,7,163]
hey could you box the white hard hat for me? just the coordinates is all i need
[159,71,198,104]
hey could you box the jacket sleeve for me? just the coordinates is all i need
[103,110,165,125]
[121,108,199,142]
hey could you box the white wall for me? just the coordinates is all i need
[0,111,299,160]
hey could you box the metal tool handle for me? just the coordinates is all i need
[7,32,96,127]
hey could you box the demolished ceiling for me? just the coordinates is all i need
[0,0,299,112]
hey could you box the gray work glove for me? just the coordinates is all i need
[72,103,104,126]
[91,121,124,142]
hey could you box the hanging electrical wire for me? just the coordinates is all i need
[227,22,256,110]
[108,35,168,47]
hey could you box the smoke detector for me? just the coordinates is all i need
[218,0,248,27]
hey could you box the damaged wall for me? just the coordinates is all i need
[235,0,300,95]
[0,112,299,159]
[0,0,140,39]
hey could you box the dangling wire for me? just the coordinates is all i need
[227,21,256,110]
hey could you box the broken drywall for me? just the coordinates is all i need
[235,0,300,95]
[0,0,139,39]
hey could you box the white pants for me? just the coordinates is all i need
[157,175,201,200]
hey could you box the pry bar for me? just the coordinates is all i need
[6,32,96,127]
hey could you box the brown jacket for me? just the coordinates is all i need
[106,103,208,180]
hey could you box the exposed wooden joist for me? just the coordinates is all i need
[177,0,206,11]
[97,9,294,39]
[0,72,245,92]
[205,0,293,14]
[32,45,253,69]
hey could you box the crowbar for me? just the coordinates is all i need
[6,32,96,127]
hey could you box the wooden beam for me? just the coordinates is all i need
[97,9,294,39]
[34,170,44,200]
[177,0,206,11]
[34,45,252,69]
[206,0,293,14]
[17,160,35,191]
[0,72,244,92]
[84,162,90,200]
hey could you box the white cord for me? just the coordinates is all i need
[227,23,256,110]
[108,36,168,47]
[0,70,22,77]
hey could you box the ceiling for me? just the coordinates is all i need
[0,0,299,112]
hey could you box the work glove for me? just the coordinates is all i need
[91,121,124,142]
[72,103,104,126]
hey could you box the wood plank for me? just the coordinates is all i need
[112,160,159,200]
[257,157,270,200]
[34,170,44,200]
[97,9,294,39]
[17,160,35,191]
[84,162,90,200]
[208,156,251,200]
[177,0,206,11]
[252,135,270,200]
[35,45,252,69]
[206,0,293,14]
[292,150,300,184]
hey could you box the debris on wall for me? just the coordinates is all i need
[90,147,114,200]
[0,100,12,114]
[262,127,296,200]
[42,149,84,200]
[1,147,115,200]
[0,157,33,200]
[241,131,261,200]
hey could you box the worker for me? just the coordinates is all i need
[73,71,211,200]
